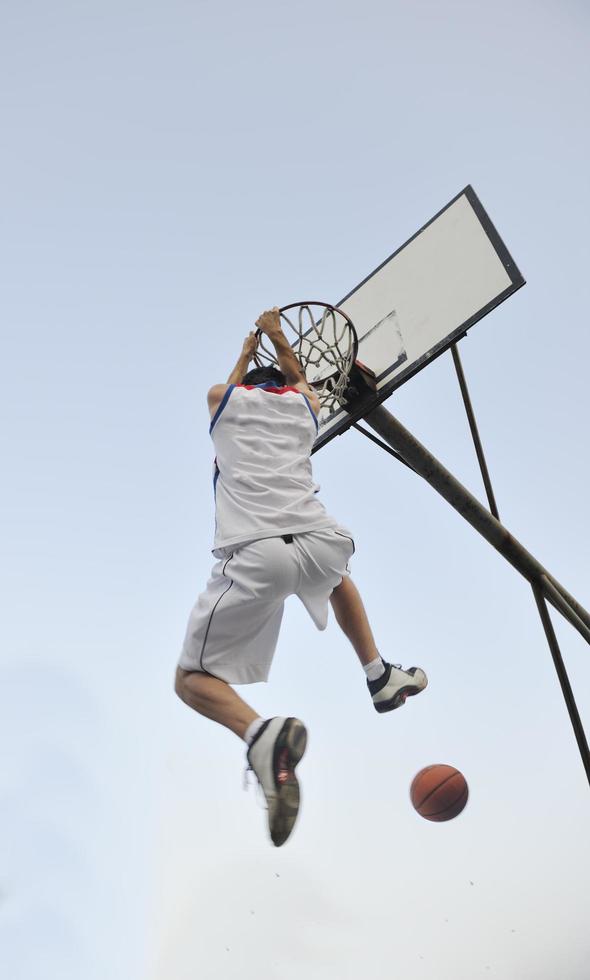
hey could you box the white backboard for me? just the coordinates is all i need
[313,185,525,451]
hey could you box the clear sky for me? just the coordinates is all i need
[1,1,589,978]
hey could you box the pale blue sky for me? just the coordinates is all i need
[1,1,589,978]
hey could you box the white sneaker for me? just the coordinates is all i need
[246,716,307,847]
[367,661,428,713]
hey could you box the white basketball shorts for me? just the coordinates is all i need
[178,526,355,685]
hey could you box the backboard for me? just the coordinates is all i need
[312,185,525,452]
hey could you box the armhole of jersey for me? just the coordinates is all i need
[301,392,319,432]
[209,385,235,433]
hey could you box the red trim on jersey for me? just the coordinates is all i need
[236,385,302,395]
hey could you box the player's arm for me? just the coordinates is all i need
[207,333,259,419]
[225,331,259,385]
[256,308,306,386]
[293,380,321,415]
[207,384,230,418]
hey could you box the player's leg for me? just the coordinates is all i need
[177,538,307,846]
[174,666,304,846]
[174,667,259,740]
[330,574,428,712]
[329,575,379,666]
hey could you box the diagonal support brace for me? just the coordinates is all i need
[363,403,590,644]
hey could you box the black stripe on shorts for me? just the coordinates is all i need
[199,553,235,673]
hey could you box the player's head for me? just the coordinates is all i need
[242,365,287,387]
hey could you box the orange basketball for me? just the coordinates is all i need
[410,764,469,822]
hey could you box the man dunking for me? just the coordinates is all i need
[175,307,427,846]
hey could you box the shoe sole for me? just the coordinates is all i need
[373,670,428,714]
[270,718,307,847]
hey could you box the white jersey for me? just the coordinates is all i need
[210,382,337,556]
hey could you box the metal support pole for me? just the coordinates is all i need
[451,343,500,520]
[532,585,590,785]
[352,422,416,473]
[450,345,590,729]
[539,575,590,646]
[541,575,590,631]
[361,401,590,787]
[363,403,590,641]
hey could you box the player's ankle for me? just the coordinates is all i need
[244,717,266,745]
[363,656,385,682]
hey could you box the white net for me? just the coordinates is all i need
[255,303,358,415]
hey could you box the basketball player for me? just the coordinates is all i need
[175,308,427,846]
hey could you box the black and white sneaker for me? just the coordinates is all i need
[367,661,428,713]
[246,716,307,847]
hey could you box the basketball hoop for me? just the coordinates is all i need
[254,302,358,415]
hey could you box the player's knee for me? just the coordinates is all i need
[175,666,211,705]
[174,667,189,702]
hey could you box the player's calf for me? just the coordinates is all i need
[174,667,259,739]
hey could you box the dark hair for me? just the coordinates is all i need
[242,365,286,387]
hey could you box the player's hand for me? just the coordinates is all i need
[242,331,258,358]
[255,307,281,337]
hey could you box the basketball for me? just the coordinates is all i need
[410,764,469,822]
